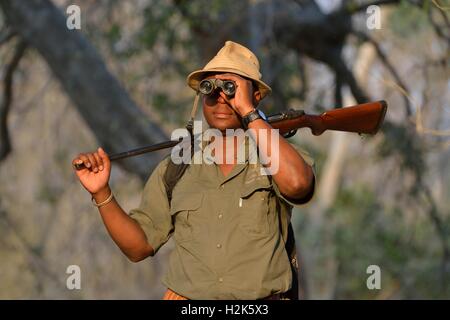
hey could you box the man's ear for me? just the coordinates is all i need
[252,90,261,107]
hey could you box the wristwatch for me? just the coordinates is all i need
[242,109,262,129]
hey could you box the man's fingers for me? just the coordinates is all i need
[72,149,110,172]
[86,153,99,172]
[72,155,83,166]
[98,147,111,171]
[78,154,91,168]
[93,151,103,171]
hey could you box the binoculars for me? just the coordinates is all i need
[199,79,236,97]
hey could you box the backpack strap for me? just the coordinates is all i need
[284,222,299,300]
[163,160,190,206]
[163,111,197,206]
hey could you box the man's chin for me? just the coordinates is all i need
[208,121,243,132]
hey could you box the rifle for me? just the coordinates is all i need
[73,100,387,170]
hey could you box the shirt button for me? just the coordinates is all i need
[218,213,223,219]
[216,243,222,249]
[218,277,223,283]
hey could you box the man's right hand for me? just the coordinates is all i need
[72,147,111,195]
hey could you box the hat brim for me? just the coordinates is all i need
[187,67,272,99]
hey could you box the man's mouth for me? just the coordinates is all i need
[213,102,234,119]
[213,112,233,119]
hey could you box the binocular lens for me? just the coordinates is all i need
[199,80,214,95]
[223,81,235,95]
[199,79,236,96]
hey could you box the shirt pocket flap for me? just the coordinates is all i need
[240,178,273,199]
[169,192,203,215]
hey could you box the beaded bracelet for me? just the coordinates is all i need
[91,190,114,207]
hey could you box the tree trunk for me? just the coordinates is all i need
[0,0,169,180]
[305,41,377,299]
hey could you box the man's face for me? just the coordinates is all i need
[202,73,259,131]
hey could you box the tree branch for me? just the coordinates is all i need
[353,31,412,116]
[0,40,27,161]
[422,186,450,292]
[342,0,402,14]
[0,27,16,46]
[334,72,343,107]
[427,3,450,45]
[330,53,369,104]
[298,56,308,102]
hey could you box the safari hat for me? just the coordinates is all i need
[187,41,272,99]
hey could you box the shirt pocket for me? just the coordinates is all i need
[238,180,274,238]
[170,192,203,243]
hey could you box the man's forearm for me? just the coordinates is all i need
[92,186,154,261]
[247,118,314,199]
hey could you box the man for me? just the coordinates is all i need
[72,41,315,300]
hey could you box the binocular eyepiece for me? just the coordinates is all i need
[199,79,236,97]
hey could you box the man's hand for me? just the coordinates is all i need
[72,147,111,195]
[213,73,257,117]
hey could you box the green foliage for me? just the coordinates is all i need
[152,92,170,112]
[152,92,189,125]
[139,3,174,50]
[377,121,426,195]
[138,1,203,52]
[137,2,202,74]
[388,0,431,37]
[329,184,449,299]
[331,186,384,298]
[106,23,121,44]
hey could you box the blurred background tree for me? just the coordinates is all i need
[0,0,448,299]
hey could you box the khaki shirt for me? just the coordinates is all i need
[129,139,315,300]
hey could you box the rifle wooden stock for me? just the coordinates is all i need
[73,100,387,170]
[268,100,388,136]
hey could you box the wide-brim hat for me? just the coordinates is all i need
[187,41,272,99]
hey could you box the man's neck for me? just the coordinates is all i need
[210,135,244,165]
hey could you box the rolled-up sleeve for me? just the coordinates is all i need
[129,157,172,255]
[273,145,316,207]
